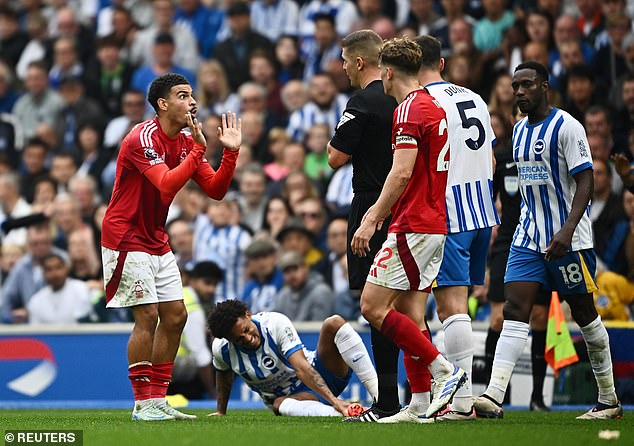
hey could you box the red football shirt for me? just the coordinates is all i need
[388,89,449,234]
[102,118,230,255]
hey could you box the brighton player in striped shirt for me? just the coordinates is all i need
[474,62,622,420]
[208,300,378,417]
[101,73,241,421]
[351,38,466,422]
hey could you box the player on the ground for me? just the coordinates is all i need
[474,61,622,420]
[386,35,498,422]
[327,29,398,421]
[101,73,241,421]
[207,299,378,417]
[351,38,466,423]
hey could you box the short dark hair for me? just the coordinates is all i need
[188,261,224,282]
[208,299,249,339]
[42,252,67,267]
[567,64,594,82]
[24,137,48,152]
[514,61,550,83]
[379,38,422,76]
[341,30,383,66]
[313,12,335,26]
[147,73,190,113]
[414,35,442,70]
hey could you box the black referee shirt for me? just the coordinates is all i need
[329,80,397,193]
[491,139,521,254]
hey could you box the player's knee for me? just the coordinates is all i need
[490,309,504,332]
[134,305,159,329]
[503,298,529,323]
[163,305,188,331]
[360,300,382,326]
[567,299,598,328]
[322,315,345,335]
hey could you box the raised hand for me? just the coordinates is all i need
[218,111,242,152]
[186,111,206,147]
[611,153,632,178]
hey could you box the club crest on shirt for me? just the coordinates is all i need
[578,139,588,158]
[179,148,187,164]
[261,355,276,370]
[532,139,546,155]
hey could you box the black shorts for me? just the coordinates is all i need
[347,191,390,290]
[487,244,550,306]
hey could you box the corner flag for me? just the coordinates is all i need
[545,291,579,377]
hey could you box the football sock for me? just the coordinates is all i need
[334,322,379,402]
[485,328,501,381]
[128,361,152,405]
[486,320,529,404]
[404,329,432,416]
[370,325,400,411]
[580,317,618,405]
[442,314,473,412]
[278,398,340,417]
[150,362,174,402]
[530,330,547,402]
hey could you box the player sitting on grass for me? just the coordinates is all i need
[207,299,378,417]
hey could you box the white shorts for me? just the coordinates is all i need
[366,233,445,291]
[102,247,183,308]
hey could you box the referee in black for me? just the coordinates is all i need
[327,30,399,422]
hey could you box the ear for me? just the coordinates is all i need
[439,58,445,72]
[157,97,168,112]
[356,56,364,71]
[245,310,252,320]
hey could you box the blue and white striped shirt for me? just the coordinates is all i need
[286,95,348,142]
[511,108,594,253]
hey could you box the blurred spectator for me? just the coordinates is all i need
[275,35,304,84]
[103,89,146,151]
[67,225,101,282]
[0,61,20,113]
[104,5,138,61]
[525,9,554,51]
[54,75,104,154]
[172,260,223,400]
[96,0,128,37]
[238,81,285,136]
[296,197,328,251]
[26,252,91,324]
[406,0,442,36]
[550,15,595,90]
[314,215,349,293]
[260,196,293,239]
[431,0,477,49]
[85,36,134,119]
[488,72,514,119]
[263,127,291,182]
[0,243,23,284]
[287,73,347,142]
[280,171,320,213]
[50,152,77,194]
[591,158,628,275]
[195,60,240,119]
[299,0,359,39]
[241,237,284,313]
[0,110,22,170]
[0,171,31,247]
[593,13,630,94]
[325,163,353,215]
[12,61,64,140]
[576,0,605,48]
[280,79,309,114]
[273,250,333,321]
[250,0,299,42]
[129,0,199,73]
[447,17,485,87]
[68,174,100,221]
[51,193,84,250]
[240,109,268,164]
[130,32,196,102]
[609,32,634,110]
[276,220,323,266]
[0,6,29,68]
[522,41,550,69]
[585,105,625,161]
[302,13,342,81]
[251,50,286,117]
[194,197,252,302]
[304,123,332,182]
[1,222,67,323]
[76,124,110,194]
[48,36,84,90]
[19,137,48,203]
[614,75,634,142]
[49,7,96,67]
[473,0,515,53]
[352,0,387,33]
[562,64,604,123]
[282,142,306,177]
[15,11,48,81]
[214,2,273,92]
[167,217,195,271]
[174,0,224,59]
[237,162,267,233]
[31,175,57,214]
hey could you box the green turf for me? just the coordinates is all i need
[0,410,630,446]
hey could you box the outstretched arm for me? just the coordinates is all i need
[611,153,634,192]
[209,369,234,416]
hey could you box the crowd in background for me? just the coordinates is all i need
[1,0,634,327]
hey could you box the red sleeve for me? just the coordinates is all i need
[192,149,239,199]
[144,143,206,196]
[125,138,163,174]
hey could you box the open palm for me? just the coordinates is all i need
[218,111,242,152]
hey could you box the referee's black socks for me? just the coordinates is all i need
[370,326,400,411]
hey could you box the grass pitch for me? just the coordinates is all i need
[0,410,630,446]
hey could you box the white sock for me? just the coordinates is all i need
[580,316,618,406]
[442,313,473,412]
[428,353,454,377]
[278,398,341,416]
[334,322,379,402]
[408,392,430,415]
[485,320,529,404]
[149,397,166,405]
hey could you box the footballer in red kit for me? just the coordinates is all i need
[350,38,465,423]
[101,73,242,421]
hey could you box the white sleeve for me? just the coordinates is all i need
[212,339,231,371]
[182,308,213,367]
[270,313,303,358]
[559,117,593,175]
[283,0,300,36]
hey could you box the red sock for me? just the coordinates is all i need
[404,330,433,393]
[128,362,152,402]
[151,362,174,400]
[380,310,439,365]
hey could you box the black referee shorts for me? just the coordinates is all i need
[347,191,390,290]
[487,243,550,306]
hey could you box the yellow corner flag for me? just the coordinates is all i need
[545,291,579,377]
